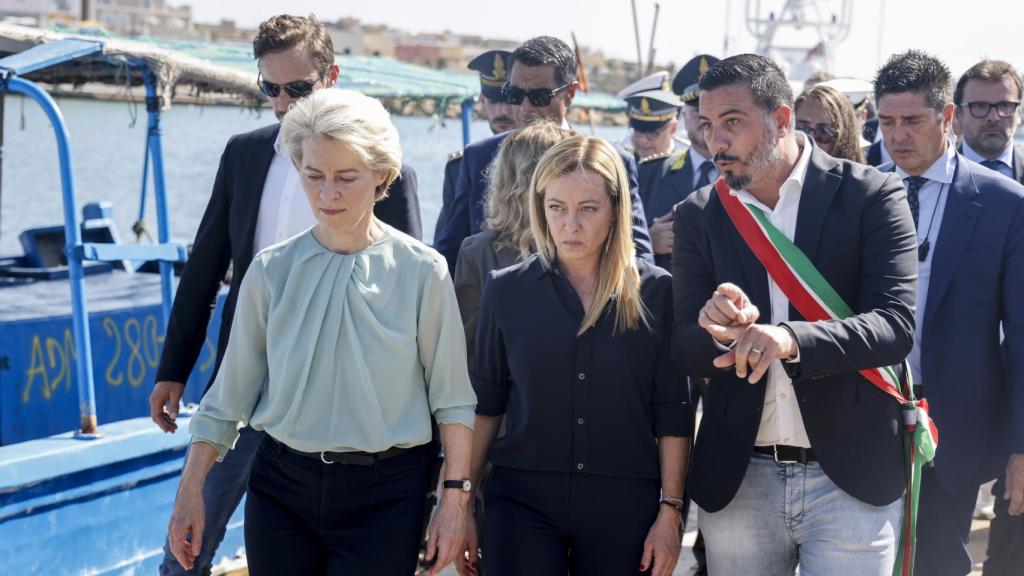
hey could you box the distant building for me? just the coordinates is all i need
[91,0,193,38]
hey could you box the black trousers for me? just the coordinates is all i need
[482,466,660,576]
[244,437,427,575]
[983,477,1024,576]
[914,467,979,576]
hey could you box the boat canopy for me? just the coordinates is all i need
[0,22,628,112]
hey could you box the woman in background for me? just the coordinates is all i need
[795,84,867,163]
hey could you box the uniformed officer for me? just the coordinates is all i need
[434,50,515,240]
[617,73,685,270]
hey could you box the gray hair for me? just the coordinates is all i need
[280,89,402,199]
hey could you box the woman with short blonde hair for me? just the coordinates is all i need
[170,89,475,576]
[463,134,693,576]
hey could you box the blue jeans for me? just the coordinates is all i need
[159,427,264,576]
[700,453,904,576]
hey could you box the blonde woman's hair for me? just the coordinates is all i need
[485,122,574,258]
[529,135,648,335]
[280,89,402,200]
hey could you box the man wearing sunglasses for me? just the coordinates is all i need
[151,15,423,576]
[433,35,652,272]
[954,60,1024,186]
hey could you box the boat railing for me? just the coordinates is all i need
[0,39,184,435]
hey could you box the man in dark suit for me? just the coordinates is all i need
[673,54,918,575]
[954,60,1024,185]
[873,51,1024,576]
[149,15,421,576]
[433,36,652,272]
[433,50,515,241]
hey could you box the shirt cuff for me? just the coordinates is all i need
[188,414,239,462]
[471,376,509,416]
[652,401,694,438]
[434,404,476,430]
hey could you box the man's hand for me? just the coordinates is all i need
[651,213,674,255]
[712,324,797,384]
[150,381,185,433]
[1004,453,1024,515]
[698,283,760,344]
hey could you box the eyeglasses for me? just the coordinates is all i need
[960,101,1021,119]
[796,121,839,144]
[500,82,571,107]
[257,71,324,99]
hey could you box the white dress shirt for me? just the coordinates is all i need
[896,144,957,385]
[962,139,1015,181]
[688,147,719,189]
[730,134,814,448]
[253,132,318,253]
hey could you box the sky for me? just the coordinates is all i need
[191,0,1024,81]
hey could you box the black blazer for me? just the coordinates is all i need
[156,124,422,390]
[672,146,919,511]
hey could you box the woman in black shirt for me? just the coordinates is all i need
[463,135,693,576]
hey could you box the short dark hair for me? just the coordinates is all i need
[510,36,577,86]
[253,14,335,73]
[698,54,793,114]
[954,60,1023,104]
[873,50,952,112]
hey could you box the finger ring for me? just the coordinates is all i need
[751,348,763,355]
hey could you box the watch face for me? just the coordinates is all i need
[462,479,472,492]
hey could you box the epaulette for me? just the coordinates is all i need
[669,147,689,171]
[638,150,672,165]
[447,149,464,163]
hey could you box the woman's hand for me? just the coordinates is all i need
[425,491,470,575]
[168,483,205,570]
[455,503,480,576]
[639,505,682,576]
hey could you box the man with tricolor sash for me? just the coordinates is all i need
[873,50,1024,576]
[671,54,931,576]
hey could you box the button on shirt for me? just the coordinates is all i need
[472,256,692,479]
[962,140,1015,181]
[253,132,318,253]
[896,143,956,385]
[730,134,813,448]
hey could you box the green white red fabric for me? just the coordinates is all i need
[714,178,939,576]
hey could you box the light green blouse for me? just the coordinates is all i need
[189,226,477,460]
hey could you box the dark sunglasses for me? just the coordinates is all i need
[961,101,1020,119]
[796,121,839,143]
[500,82,571,107]
[257,71,324,99]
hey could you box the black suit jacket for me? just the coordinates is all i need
[156,124,422,390]
[672,146,919,511]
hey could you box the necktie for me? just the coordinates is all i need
[980,159,1005,174]
[904,176,927,229]
[695,161,715,190]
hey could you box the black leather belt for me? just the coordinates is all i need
[754,444,817,464]
[271,437,411,466]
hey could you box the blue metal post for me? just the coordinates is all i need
[5,77,97,434]
[460,97,474,147]
[143,69,175,325]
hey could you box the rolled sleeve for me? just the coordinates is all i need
[418,254,478,419]
[434,405,477,430]
[188,258,270,461]
[472,273,511,416]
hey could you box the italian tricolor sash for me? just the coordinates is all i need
[714,178,938,576]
